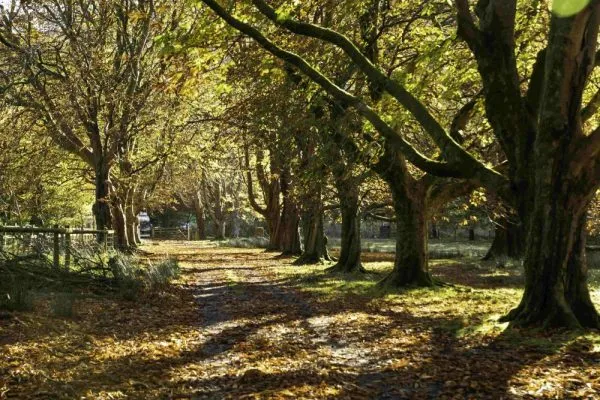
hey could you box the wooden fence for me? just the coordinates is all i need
[0,225,114,269]
[150,226,193,241]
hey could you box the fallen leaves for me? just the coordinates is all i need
[0,241,599,399]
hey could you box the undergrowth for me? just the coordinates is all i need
[0,243,180,315]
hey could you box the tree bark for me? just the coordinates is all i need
[246,147,283,251]
[93,162,112,239]
[500,7,600,329]
[326,187,365,273]
[374,147,434,288]
[194,201,206,240]
[111,199,129,251]
[501,194,599,329]
[125,188,139,248]
[214,219,226,241]
[378,180,433,288]
[295,201,332,264]
[468,228,475,241]
[277,167,301,255]
[483,219,523,261]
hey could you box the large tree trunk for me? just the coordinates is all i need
[194,201,206,240]
[378,181,434,288]
[501,194,599,329]
[245,147,282,251]
[111,200,129,251]
[483,219,523,261]
[295,202,332,264]
[214,219,226,241]
[374,145,434,288]
[277,168,301,255]
[266,210,282,251]
[565,214,599,328]
[125,188,139,248]
[326,187,364,273]
[278,200,301,255]
[501,8,600,329]
[93,163,112,239]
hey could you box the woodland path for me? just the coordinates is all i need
[1,242,598,399]
[163,243,599,400]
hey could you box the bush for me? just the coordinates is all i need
[144,258,180,290]
[218,237,269,249]
[0,284,34,312]
[108,253,180,299]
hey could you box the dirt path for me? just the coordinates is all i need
[163,245,415,399]
[2,242,598,399]
[163,244,600,400]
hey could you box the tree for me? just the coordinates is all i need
[0,0,187,248]
[199,0,600,328]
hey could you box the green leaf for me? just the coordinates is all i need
[552,0,590,17]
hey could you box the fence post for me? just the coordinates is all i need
[102,229,108,253]
[151,226,155,239]
[64,225,71,270]
[53,224,60,269]
[187,224,191,241]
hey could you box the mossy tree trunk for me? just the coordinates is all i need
[245,146,283,251]
[498,8,600,329]
[111,198,129,251]
[326,183,364,273]
[193,196,206,240]
[93,162,112,240]
[277,167,302,255]
[373,146,434,288]
[380,178,433,288]
[502,195,598,328]
[483,219,523,261]
[296,194,332,264]
[123,186,140,247]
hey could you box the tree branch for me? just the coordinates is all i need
[365,212,396,222]
[251,0,472,165]
[582,87,600,122]
[244,144,267,216]
[455,0,482,48]
[201,0,510,197]
[450,98,477,143]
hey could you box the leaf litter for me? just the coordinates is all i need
[1,241,599,399]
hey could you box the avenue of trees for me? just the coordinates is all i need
[1,0,600,330]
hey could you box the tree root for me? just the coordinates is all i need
[376,269,441,290]
[325,262,367,275]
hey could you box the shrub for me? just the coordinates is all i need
[108,253,143,300]
[219,237,269,249]
[144,258,180,290]
[108,254,180,299]
[0,284,34,312]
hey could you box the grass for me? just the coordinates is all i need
[217,236,270,248]
[328,238,494,258]
[1,242,599,399]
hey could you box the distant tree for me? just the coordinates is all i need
[201,0,600,328]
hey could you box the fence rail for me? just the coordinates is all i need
[0,225,115,269]
[150,226,193,240]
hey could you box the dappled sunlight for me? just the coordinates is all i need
[2,243,599,398]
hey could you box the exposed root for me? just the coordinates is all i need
[293,254,328,266]
[376,268,438,290]
[500,301,586,330]
[325,262,367,275]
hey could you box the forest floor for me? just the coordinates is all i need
[1,241,600,399]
